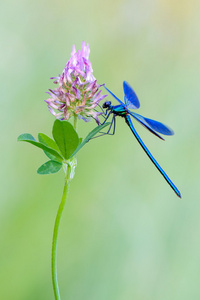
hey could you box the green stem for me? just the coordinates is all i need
[51,164,71,300]
[74,115,78,131]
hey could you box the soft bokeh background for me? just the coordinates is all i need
[1,0,199,299]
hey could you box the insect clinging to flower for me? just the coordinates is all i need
[99,81,181,198]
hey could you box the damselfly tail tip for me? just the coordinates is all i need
[176,190,182,198]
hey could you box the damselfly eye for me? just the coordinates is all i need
[102,101,111,109]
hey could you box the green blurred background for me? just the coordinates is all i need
[1,0,200,299]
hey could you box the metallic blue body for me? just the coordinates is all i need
[103,81,181,198]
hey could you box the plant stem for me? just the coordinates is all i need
[52,164,71,300]
[74,115,78,131]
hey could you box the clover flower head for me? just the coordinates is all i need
[45,41,107,124]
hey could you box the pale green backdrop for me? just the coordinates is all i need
[1,0,200,299]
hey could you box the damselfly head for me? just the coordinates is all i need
[102,101,111,109]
